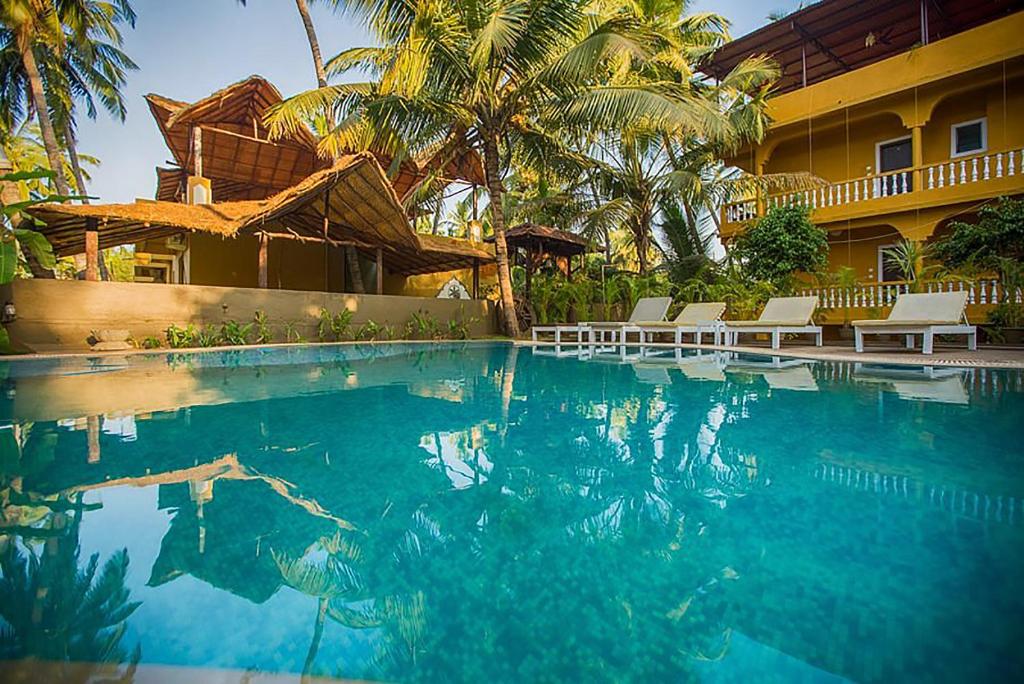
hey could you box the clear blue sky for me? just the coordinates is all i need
[76,0,801,203]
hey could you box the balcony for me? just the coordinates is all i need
[798,278,1021,326]
[722,146,1024,234]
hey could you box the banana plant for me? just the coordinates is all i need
[1,168,85,352]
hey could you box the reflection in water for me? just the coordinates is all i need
[0,343,1022,682]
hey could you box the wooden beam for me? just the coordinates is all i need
[252,230,368,249]
[376,248,384,295]
[472,258,480,299]
[258,232,269,288]
[192,126,203,177]
[85,220,99,282]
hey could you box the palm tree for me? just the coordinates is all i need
[267,0,744,335]
[43,0,138,203]
[0,0,70,195]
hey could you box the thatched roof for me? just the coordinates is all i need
[147,75,485,204]
[25,153,494,276]
[146,76,327,203]
[486,222,590,256]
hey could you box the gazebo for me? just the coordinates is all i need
[487,223,590,299]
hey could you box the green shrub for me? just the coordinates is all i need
[253,310,272,344]
[331,309,353,340]
[140,335,162,350]
[197,327,221,347]
[283,321,304,343]
[356,320,390,341]
[406,310,442,339]
[219,320,253,346]
[732,205,828,284]
[165,323,197,349]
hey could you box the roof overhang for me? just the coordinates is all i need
[706,0,1024,95]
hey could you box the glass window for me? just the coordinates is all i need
[952,119,986,157]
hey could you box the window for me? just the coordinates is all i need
[875,136,913,194]
[878,245,903,283]
[951,118,987,158]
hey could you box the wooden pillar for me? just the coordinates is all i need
[87,415,101,463]
[472,258,480,299]
[375,248,383,295]
[525,249,533,302]
[84,219,99,282]
[323,191,330,291]
[257,232,269,288]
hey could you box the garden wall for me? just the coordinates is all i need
[3,279,498,353]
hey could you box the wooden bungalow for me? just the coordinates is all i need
[26,153,493,296]
[25,76,494,298]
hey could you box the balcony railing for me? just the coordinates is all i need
[799,278,1022,311]
[723,146,1024,225]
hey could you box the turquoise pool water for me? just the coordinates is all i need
[0,342,1022,682]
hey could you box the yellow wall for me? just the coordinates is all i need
[722,13,1024,274]
[5,278,499,352]
[138,233,492,299]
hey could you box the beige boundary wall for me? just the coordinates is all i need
[3,279,498,352]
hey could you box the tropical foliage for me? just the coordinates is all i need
[731,204,828,284]
[935,197,1024,328]
[265,0,780,335]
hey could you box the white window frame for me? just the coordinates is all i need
[950,117,987,159]
[878,244,900,283]
[874,136,913,174]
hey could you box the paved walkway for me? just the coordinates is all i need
[521,340,1024,369]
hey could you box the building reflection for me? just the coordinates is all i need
[0,344,1022,682]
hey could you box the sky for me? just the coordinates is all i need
[75,0,802,204]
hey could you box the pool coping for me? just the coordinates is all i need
[3,337,1022,369]
[519,339,1024,369]
[0,338,513,362]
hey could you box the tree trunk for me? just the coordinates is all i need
[21,44,69,197]
[64,124,109,280]
[483,135,520,337]
[300,597,328,684]
[345,247,365,293]
[295,0,328,88]
[633,220,649,275]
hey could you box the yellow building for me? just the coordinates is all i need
[709,0,1024,322]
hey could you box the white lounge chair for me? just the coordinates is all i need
[532,297,672,344]
[629,302,727,346]
[722,296,823,349]
[853,291,976,355]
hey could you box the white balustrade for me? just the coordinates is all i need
[726,148,1023,225]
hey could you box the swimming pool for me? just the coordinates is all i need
[1,342,1021,682]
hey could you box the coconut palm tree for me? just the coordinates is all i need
[0,0,70,195]
[42,0,138,202]
[266,0,747,335]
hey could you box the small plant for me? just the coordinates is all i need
[283,321,304,343]
[197,327,221,347]
[406,310,442,340]
[253,310,272,344]
[445,307,478,340]
[140,335,162,349]
[331,309,353,340]
[356,319,388,341]
[219,320,253,346]
[317,308,333,342]
[165,323,197,348]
